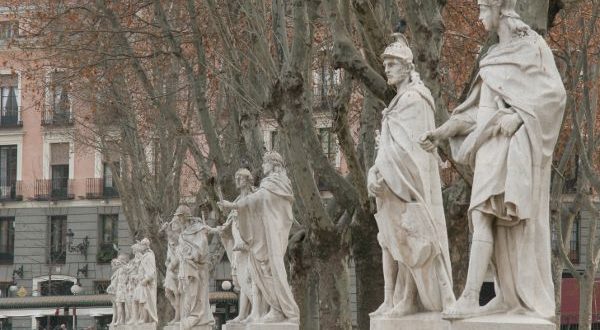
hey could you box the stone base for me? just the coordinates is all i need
[109,324,157,330]
[245,322,299,330]
[163,324,212,330]
[222,322,247,330]
[371,312,449,330]
[370,312,555,330]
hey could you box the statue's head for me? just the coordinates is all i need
[174,204,192,222]
[118,253,130,264]
[381,26,414,87]
[478,0,526,34]
[262,151,284,175]
[139,238,151,252]
[235,168,253,189]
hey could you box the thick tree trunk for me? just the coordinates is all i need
[351,211,383,330]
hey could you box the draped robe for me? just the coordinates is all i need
[236,172,299,320]
[178,222,215,329]
[372,80,454,311]
[448,32,566,319]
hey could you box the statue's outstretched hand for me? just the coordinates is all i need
[217,200,236,210]
[419,131,440,152]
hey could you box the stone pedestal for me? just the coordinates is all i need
[453,314,555,330]
[109,324,157,330]
[222,322,247,330]
[370,312,555,330]
[371,312,450,330]
[245,322,299,330]
[163,325,211,330]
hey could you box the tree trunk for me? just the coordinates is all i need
[351,211,383,330]
[314,233,353,330]
[579,272,595,330]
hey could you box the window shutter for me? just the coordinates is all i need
[50,143,69,165]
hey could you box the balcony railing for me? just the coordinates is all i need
[41,110,73,126]
[34,179,74,201]
[0,108,22,128]
[85,178,119,199]
[0,181,22,201]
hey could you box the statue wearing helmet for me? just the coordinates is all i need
[368,24,455,319]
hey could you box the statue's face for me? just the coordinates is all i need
[479,5,500,31]
[383,57,410,86]
[235,174,251,189]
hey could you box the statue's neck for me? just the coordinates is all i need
[497,21,512,45]
[395,76,411,94]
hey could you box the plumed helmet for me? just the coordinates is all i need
[381,20,413,63]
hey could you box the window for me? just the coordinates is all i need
[313,61,341,109]
[94,280,111,294]
[102,162,119,197]
[50,143,70,199]
[46,71,71,125]
[40,279,74,296]
[0,21,18,42]
[569,215,580,264]
[318,127,338,166]
[0,217,14,264]
[0,282,11,297]
[49,216,67,264]
[0,74,19,127]
[0,145,17,200]
[98,214,118,263]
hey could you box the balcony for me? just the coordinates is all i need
[41,110,73,127]
[0,108,22,128]
[85,178,119,199]
[0,181,22,201]
[34,179,74,201]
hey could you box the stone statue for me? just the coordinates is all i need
[160,216,183,325]
[218,168,259,324]
[134,238,158,324]
[108,254,129,325]
[175,204,215,330]
[219,151,299,324]
[126,243,141,325]
[420,0,566,320]
[367,31,455,319]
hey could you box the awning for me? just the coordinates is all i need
[0,295,111,309]
[0,292,237,310]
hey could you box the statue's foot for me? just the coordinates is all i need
[260,309,286,323]
[384,303,418,318]
[230,315,246,323]
[479,297,508,316]
[442,291,480,320]
[369,301,393,317]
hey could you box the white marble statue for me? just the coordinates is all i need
[219,151,299,324]
[160,216,183,325]
[134,238,158,324]
[108,254,128,325]
[126,243,141,325]
[419,0,566,320]
[218,169,259,324]
[175,205,215,330]
[367,31,455,319]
